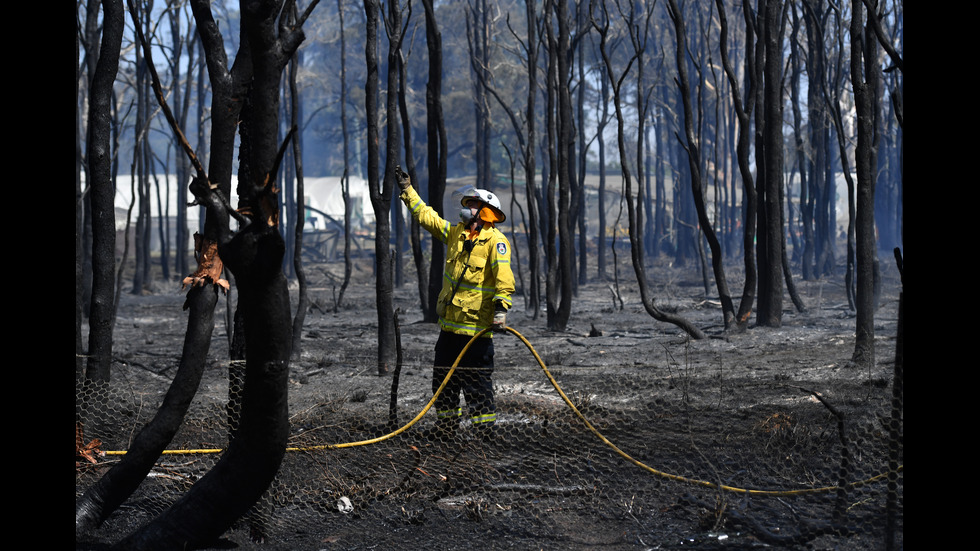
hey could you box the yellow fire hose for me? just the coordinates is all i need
[102,326,902,496]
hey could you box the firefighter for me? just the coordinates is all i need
[396,167,515,442]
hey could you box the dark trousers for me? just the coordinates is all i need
[432,331,496,426]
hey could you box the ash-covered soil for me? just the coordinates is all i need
[77,255,903,550]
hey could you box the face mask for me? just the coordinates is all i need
[459,207,476,223]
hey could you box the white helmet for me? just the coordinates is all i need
[455,185,506,222]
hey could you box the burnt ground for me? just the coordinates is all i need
[76,253,903,550]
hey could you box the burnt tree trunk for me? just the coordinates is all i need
[851,0,880,366]
[524,0,541,319]
[667,0,737,330]
[108,1,311,547]
[76,0,250,534]
[596,59,609,280]
[422,0,447,322]
[336,0,353,310]
[592,1,705,340]
[76,285,218,533]
[757,0,785,328]
[121,175,293,550]
[289,47,309,360]
[364,0,395,375]
[82,0,123,388]
[716,0,758,330]
[553,0,573,331]
[398,45,428,317]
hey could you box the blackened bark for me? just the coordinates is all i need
[76,6,85,391]
[108,1,311,546]
[802,0,835,277]
[886,249,902,551]
[780,178,807,314]
[553,0,573,331]
[383,0,404,367]
[119,178,292,550]
[364,0,395,375]
[80,0,101,327]
[592,2,705,340]
[336,0,353,310]
[77,0,232,532]
[716,0,758,330]
[757,0,785,328]
[851,0,880,366]
[398,45,429,317]
[544,4,559,328]
[654,112,668,257]
[289,49,309,360]
[75,285,218,533]
[524,0,541,320]
[481,0,541,318]
[667,0,737,330]
[191,0,252,205]
[422,0,446,322]
[790,4,815,281]
[596,57,609,280]
[152,172,171,281]
[576,33,588,286]
[84,0,124,386]
[173,7,196,278]
[132,37,150,295]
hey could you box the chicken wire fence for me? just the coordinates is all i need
[76,328,903,550]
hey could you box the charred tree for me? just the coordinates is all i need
[524,0,542,320]
[756,0,785,328]
[363,0,397,375]
[800,0,838,277]
[850,0,881,366]
[76,1,85,393]
[595,44,610,280]
[575,18,588,286]
[77,2,316,547]
[132,24,152,296]
[716,0,758,330]
[789,3,815,280]
[467,0,492,190]
[117,0,313,544]
[398,34,429,318]
[76,283,220,534]
[288,44,309,360]
[667,0,737,330]
[552,0,574,331]
[77,0,243,533]
[76,0,122,463]
[653,107,669,256]
[382,0,406,367]
[336,0,353,310]
[168,1,196,279]
[82,0,123,388]
[592,0,705,340]
[422,0,447,322]
[544,0,559,328]
[482,0,542,318]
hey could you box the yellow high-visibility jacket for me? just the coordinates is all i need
[400,186,515,336]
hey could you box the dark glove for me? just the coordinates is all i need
[492,301,507,330]
[395,165,411,191]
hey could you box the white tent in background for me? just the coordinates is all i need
[299,175,373,231]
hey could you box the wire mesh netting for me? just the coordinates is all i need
[76,278,903,550]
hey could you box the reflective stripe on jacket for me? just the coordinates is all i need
[401,187,515,336]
